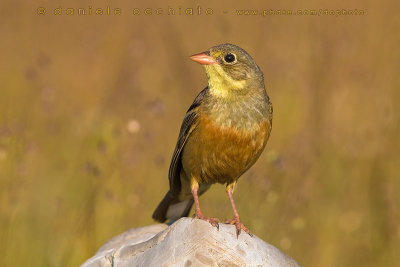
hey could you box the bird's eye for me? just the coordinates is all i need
[224,53,236,63]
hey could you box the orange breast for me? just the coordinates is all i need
[181,113,271,185]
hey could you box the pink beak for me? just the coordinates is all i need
[189,52,217,65]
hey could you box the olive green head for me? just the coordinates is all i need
[190,43,264,98]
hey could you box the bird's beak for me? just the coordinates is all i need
[189,51,217,65]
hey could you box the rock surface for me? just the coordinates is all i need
[81,217,301,267]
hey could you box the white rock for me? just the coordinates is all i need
[82,217,301,267]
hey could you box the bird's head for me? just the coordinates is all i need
[190,43,264,98]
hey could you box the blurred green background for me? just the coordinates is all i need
[1,0,399,266]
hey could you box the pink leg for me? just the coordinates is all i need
[191,185,219,229]
[226,187,252,237]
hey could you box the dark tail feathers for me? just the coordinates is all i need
[152,191,194,223]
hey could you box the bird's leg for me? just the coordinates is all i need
[225,183,253,237]
[191,179,219,229]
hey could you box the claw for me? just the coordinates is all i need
[236,228,241,238]
[193,212,220,230]
[225,216,252,238]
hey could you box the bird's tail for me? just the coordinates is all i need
[152,190,194,223]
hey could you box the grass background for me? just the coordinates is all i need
[1,0,399,266]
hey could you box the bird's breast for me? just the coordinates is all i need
[181,112,271,185]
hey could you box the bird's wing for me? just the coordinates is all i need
[168,87,209,195]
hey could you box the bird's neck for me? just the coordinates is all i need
[203,85,269,131]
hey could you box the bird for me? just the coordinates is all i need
[152,43,273,236]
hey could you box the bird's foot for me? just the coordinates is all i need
[192,212,219,230]
[225,216,253,238]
